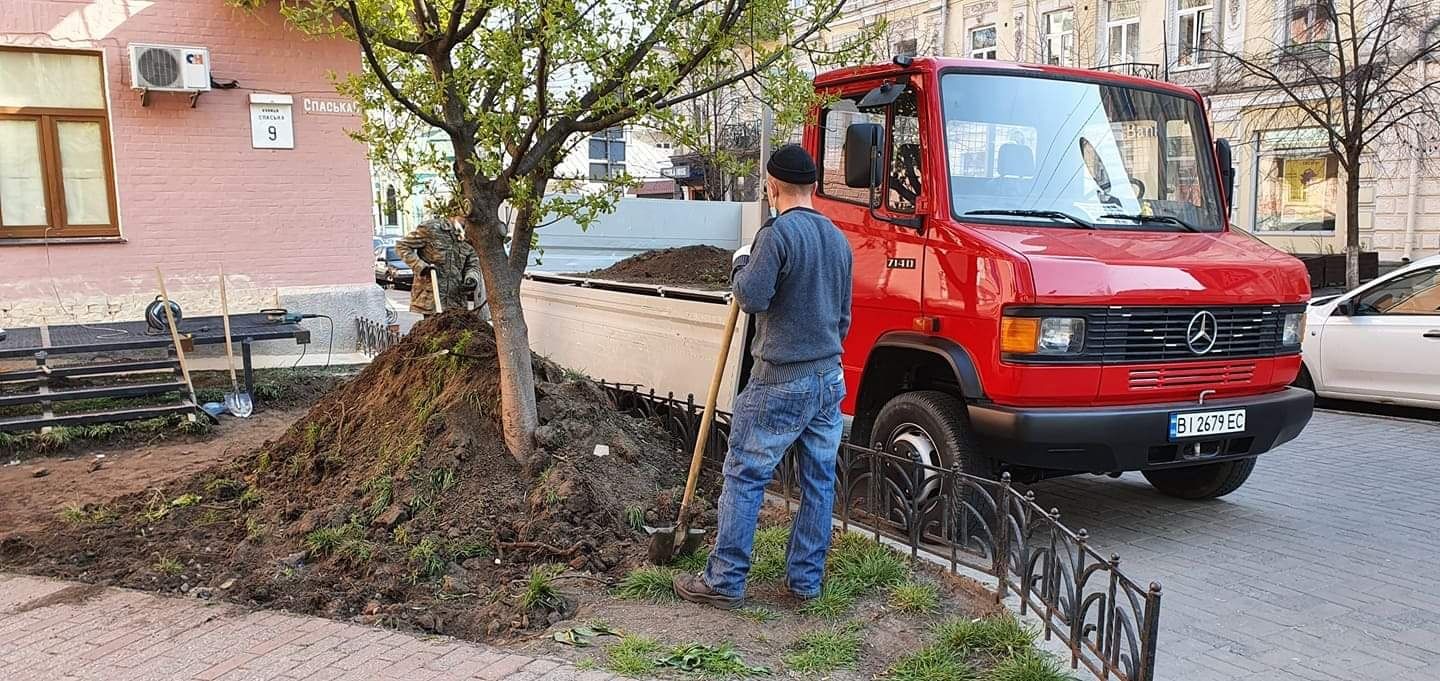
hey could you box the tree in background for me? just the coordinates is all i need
[1206,0,1440,288]
[235,0,853,470]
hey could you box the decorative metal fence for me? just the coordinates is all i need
[355,317,402,357]
[600,380,1162,681]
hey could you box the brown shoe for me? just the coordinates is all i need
[672,573,742,610]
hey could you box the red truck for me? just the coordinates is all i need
[803,57,1314,499]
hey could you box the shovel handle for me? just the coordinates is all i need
[155,268,196,404]
[218,266,239,390]
[430,268,444,314]
[674,298,741,533]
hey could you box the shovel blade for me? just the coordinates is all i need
[644,526,677,566]
[224,391,254,419]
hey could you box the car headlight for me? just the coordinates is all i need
[1001,316,1086,355]
[1282,312,1305,347]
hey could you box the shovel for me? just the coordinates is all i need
[430,267,444,315]
[646,297,741,565]
[218,266,253,418]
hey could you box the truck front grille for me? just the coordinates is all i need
[1127,362,1257,390]
[1005,304,1304,365]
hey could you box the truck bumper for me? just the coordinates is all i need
[967,387,1314,473]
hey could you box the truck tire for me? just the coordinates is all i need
[1141,458,1256,500]
[870,390,989,479]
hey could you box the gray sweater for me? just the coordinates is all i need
[733,207,853,384]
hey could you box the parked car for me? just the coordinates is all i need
[373,235,396,251]
[374,246,413,289]
[1298,254,1440,409]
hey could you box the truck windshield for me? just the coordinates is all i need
[941,72,1223,232]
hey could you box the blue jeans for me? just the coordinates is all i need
[703,367,846,599]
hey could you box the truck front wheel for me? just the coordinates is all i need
[1141,458,1257,500]
[871,391,989,478]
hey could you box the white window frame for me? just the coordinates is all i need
[1106,16,1141,65]
[970,25,998,60]
[588,127,626,181]
[1175,0,1215,70]
[1042,10,1075,66]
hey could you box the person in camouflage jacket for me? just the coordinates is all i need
[395,218,482,317]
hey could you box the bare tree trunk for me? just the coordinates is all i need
[1344,159,1362,290]
[467,211,542,473]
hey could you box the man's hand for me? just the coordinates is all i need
[462,273,481,292]
[419,263,436,277]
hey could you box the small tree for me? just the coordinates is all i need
[1206,0,1440,288]
[239,0,852,471]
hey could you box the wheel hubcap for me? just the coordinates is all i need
[888,422,944,497]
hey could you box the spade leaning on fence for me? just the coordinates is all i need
[395,217,483,317]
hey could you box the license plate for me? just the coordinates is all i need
[1169,409,1246,440]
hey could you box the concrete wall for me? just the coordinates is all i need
[521,280,743,411]
[0,0,382,352]
[528,199,760,273]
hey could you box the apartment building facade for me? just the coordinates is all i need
[824,0,1440,263]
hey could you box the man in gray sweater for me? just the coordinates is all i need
[674,144,853,609]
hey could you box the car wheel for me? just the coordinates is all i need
[1141,458,1256,500]
[870,390,988,478]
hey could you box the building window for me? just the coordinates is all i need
[970,26,998,59]
[1042,10,1075,66]
[1176,0,1214,67]
[1106,0,1141,65]
[0,47,118,239]
[1287,0,1333,45]
[383,185,399,226]
[1254,128,1339,233]
[588,127,626,181]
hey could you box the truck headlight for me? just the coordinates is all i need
[1001,316,1086,355]
[1282,312,1305,346]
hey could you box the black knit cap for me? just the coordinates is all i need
[766,143,818,185]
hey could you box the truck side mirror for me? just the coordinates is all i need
[844,123,883,190]
[1215,138,1236,210]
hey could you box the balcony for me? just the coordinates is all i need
[1092,62,1161,80]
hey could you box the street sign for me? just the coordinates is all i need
[249,93,294,149]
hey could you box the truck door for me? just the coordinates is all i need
[814,85,928,402]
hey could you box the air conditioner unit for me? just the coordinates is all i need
[130,43,211,92]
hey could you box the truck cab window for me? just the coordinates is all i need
[888,91,922,213]
[820,98,886,205]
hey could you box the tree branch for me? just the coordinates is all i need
[343,0,454,133]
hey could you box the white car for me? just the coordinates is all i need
[1299,254,1440,409]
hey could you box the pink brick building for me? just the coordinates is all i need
[0,0,382,357]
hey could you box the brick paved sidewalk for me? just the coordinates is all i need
[0,574,620,681]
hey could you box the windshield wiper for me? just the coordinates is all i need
[964,209,1095,229]
[1100,213,1201,233]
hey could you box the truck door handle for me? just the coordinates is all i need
[1425,330,1440,339]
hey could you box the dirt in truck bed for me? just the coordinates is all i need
[0,312,709,641]
[571,244,733,290]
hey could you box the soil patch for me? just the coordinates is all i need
[572,245,732,290]
[0,312,705,643]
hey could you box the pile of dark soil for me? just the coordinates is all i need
[0,312,704,640]
[573,245,733,290]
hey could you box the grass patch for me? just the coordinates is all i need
[304,522,375,564]
[672,546,709,573]
[889,580,942,615]
[603,634,661,677]
[408,537,447,581]
[735,606,780,623]
[747,526,789,583]
[623,506,647,532]
[658,643,771,677]
[986,649,1076,681]
[520,563,566,611]
[783,624,862,674]
[238,487,263,509]
[152,556,184,575]
[362,475,394,519]
[202,478,246,500]
[885,644,976,681]
[170,493,202,508]
[59,504,118,525]
[830,533,907,593]
[799,582,860,619]
[614,566,677,602]
[934,614,1037,660]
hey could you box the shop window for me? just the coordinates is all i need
[1254,129,1338,233]
[1042,10,1075,66]
[0,47,118,239]
[971,26,998,60]
[1176,0,1214,67]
